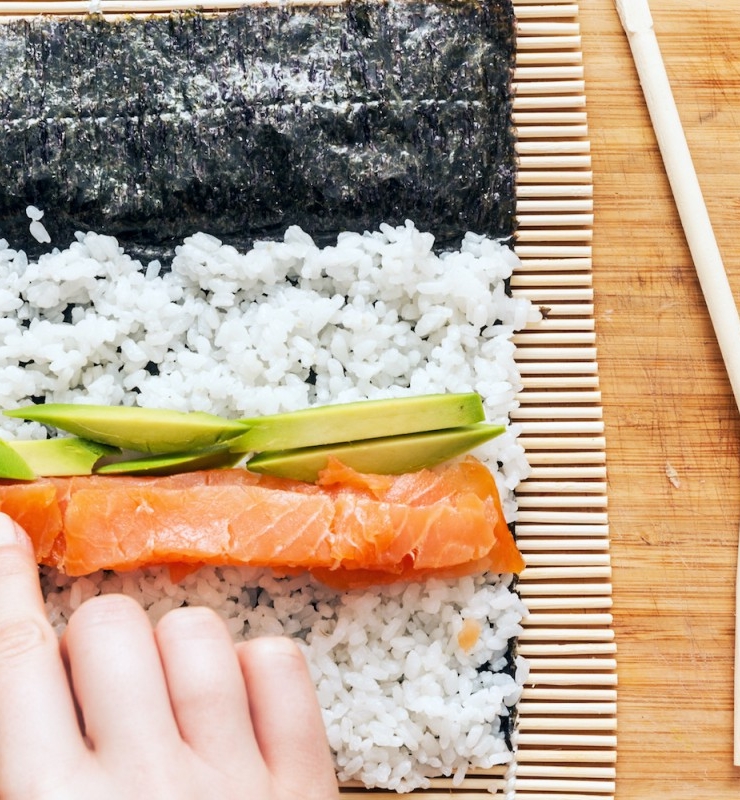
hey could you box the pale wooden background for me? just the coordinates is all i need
[579,1,740,797]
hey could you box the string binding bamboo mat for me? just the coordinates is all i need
[1,1,616,798]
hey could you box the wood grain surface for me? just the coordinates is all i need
[579,1,740,796]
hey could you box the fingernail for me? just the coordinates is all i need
[0,513,28,548]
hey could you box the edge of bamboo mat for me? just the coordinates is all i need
[509,2,616,800]
[0,2,616,799]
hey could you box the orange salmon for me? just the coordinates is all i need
[0,457,524,586]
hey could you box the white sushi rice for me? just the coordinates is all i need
[25,205,51,244]
[0,219,536,792]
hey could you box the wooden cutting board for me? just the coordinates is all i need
[579,1,740,797]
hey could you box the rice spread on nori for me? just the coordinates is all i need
[0,0,517,260]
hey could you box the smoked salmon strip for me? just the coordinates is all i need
[0,457,524,585]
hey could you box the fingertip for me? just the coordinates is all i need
[237,634,305,662]
[0,514,38,583]
[156,603,226,638]
[236,636,315,689]
[66,592,150,634]
[0,512,32,551]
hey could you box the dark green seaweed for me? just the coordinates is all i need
[0,1,516,260]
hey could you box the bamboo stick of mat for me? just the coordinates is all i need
[614,0,740,767]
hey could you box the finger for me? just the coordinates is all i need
[62,593,180,755]
[236,637,339,799]
[0,514,87,788]
[154,606,257,763]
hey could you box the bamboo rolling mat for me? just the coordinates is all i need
[508,2,616,798]
[0,1,616,798]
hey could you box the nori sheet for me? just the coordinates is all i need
[0,0,517,260]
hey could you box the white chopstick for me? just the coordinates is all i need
[615,0,740,766]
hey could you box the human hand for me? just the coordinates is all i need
[0,512,339,800]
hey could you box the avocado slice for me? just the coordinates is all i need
[232,393,485,452]
[4,404,250,454]
[95,445,245,476]
[0,439,37,481]
[9,437,119,477]
[245,422,505,482]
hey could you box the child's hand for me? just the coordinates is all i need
[0,512,339,800]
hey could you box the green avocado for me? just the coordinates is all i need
[8,437,119,477]
[245,422,505,482]
[4,404,250,454]
[95,445,245,476]
[0,439,37,480]
[232,393,485,452]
